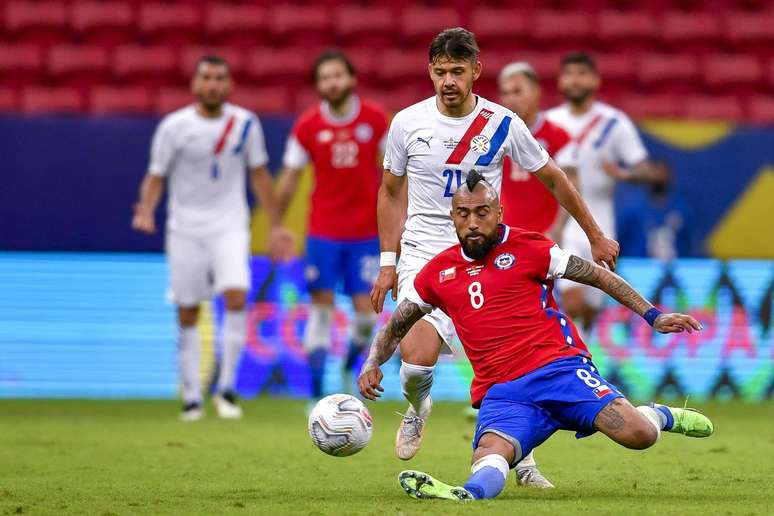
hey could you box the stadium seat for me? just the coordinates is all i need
[155,88,192,115]
[616,93,680,119]
[334,5,395,41]
[660,11,720,45]
[138,3,201,44]
[113,45,178,82]
[203,4,268,45]
[511,52,564,81]
[230,87,291,115]
[724,12,774,46]
[595,54,636,83]
[359,86,422,113]
[532,10,592,42]
[70,2,134,44]
[747,95,774,124]
[90,86,152,114]
[0,89,19,112]
[681,96,743,120]
[4,1,67,34]
[293,89,321,113]
[637,53,700,85]
[341,47,379,80]
[377,48,428,82]
[47,45,110,78]
[400,6,460,40]
[595,10,656,43]
[20,87,84,114]
[767,58,774,90]
[270,4,331,43]
[0,44,44,76]
[178,46,247,81]
[702,54,762,89]
[468,8,529,46]
[245,47,309,81]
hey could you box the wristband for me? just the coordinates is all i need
[379,252,397,267]
[643,307,662,327]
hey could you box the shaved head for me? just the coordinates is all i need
[451,170,503,260]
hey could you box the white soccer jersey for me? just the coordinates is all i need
[148,103,268,237]
[383,96,549,259]
[546,101,648,241]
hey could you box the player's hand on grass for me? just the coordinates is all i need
[269,226,295,262]
[358,360,384,400]
[590,234,620,271]
[654,313,703,334]
[371,266,398,313]
[131,204,156,234]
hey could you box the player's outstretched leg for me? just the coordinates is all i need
[398,470,474,501]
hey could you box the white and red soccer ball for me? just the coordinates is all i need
[308,394,373,457]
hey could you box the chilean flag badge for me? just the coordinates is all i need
[439,267,456,283]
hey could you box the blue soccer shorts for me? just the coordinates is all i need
[473,355,624,466]
[304,236,380,296]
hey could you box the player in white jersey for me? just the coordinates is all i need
[546,53,662,334]
[368,28,619,486]
[131,56,291,421]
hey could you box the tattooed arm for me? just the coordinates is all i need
[562,254,703,334]
[358,299,426,400]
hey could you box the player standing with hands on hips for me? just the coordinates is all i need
[132,56,292,421]
[370,28,618,487]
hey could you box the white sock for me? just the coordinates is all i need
[636,405,663,441]
[350,312,376,347]
[178,326,201,404]
[218,310,246,393]
[515,450,536,468]
[303,304,333,352]
[400,361,434,415]
[471,453,510,480]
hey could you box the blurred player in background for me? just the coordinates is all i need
[498,61,577,239]
[372,28,618,486]
[547,52,662,334]
[131,55,290,421]
[275,50,388,404]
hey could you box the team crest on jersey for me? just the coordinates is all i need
[470,135,490,155]
[354,123,373,143]
[439,267,456,283]
[317,129,334,143]
[494,253,516,270]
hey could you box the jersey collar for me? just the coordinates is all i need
[459,224,510,262]
[320,95,360,126]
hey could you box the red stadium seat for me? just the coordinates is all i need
[616,93,680,119]
[47,45,110,78]
[231,87,291,115]
[532,10,592,42]
[21,87,84,114]
[360,86,422,113]
[469,8,529,46]
[637,53,699,85]
[377,48,427,82]
[4,1,67,33]
[724,12,774,46]
[155,88,192,115]
[595,10,656,43]
[400,6,460,41]
[341,48,379,80]
[203,4,267,45]
[90,86,152,114]
[0,89,20,112]
[0,44,44,75]
[660,11,720,45]
[178,46,247,81]
[293,89,320,113]
[334,5,395,40]
[767,58,774,89]
[702,54,762,89]
[511,52,564,81]
[595,54,636,83]
[271,4,331,43]
[113,45,178,81]
[70,2,134,43]
[245,47,310,81]
[138,3,201,44]
[747,95,774,124]
[681,96,743,120]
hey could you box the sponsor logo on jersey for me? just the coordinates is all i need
[443,137,459,150]
[354,123,373,143]
[439,267,456,283]
[466,265,484,276]
[470,134,490,154]
[416,135,433,148]
[317,129,334,143]
[494,253,515,270]
[593,385,612,398]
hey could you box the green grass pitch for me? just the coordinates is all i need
[1,399,773,515]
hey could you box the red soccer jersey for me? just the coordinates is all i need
[411,225,590,407]
[284,96,388,240]
[501,114,574,233]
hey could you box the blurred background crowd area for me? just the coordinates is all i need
[1,0,774,121]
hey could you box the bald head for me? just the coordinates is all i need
[451,170,503,260]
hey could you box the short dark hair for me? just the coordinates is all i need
[196,55,230,74]
[312,49,356,82]
[429,28,480,64]
[560,52,597,72]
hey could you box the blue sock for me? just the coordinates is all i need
[308,348,327,399]
[463,466,506,500]
[344,342,365,372]
[653,404,674,431]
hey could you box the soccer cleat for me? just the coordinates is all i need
[395,397,432,460]
[666,406,714,437]
[463,406,478,422]
[515,466,555,489]
[179,402,204,422]
[213,390,243,420]
[399,470,474,501]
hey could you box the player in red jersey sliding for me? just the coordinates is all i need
[498,61,577,239]
[276,50,388,404]
[359,170,713,500]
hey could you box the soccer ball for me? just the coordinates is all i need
[308,394,373,457]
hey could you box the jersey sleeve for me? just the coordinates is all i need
[505,115,550,172]
[244,114,269,169]
[547,244,572,279]
[382,115,408,176]
[148,118,175,177]
[282,134,310,169]
[611,113,648,167]
[406,262,440,314]
[518,230,571,280]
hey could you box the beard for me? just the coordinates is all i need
[563,87,592,106]
[198,93,225,113]
[322,85,353,108]
[460,231,500,260]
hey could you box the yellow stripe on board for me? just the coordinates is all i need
[639,120,734,150]
[251,166,313,255]
[197,301,216,386]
